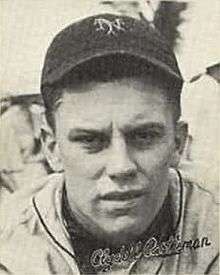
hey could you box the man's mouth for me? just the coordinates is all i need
[100,189,147,201]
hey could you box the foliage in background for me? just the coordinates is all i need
[154,1,188,50]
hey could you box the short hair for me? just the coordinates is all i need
[41,54,182,131]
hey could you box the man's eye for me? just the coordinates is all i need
[128,131,162,148]
[69,134,107,153]
[81,136,97,144]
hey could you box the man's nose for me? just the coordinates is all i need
[106,136,137,181]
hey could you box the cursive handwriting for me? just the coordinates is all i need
[90,235,211,272]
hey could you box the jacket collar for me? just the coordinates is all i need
[32,173,80,273]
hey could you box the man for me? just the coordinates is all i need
[0,13,218,274]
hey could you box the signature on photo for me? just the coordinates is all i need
[90,234,211,272]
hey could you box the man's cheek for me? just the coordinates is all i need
[59,142,83,164]
[63,153,102,180]
[138,147,171,171]
[154,142,175,165]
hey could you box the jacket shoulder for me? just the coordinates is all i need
[0,174,62,235]
[0,174,67,274]
[179,178,219,272]
[182,179,219,235]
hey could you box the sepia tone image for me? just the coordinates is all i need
[0,1,219,274]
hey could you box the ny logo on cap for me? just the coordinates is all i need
[94,18,126,35]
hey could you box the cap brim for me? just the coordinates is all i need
[43,50,182,87]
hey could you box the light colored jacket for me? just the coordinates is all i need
[0,170,219,274]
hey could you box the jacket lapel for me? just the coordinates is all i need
[33,173,80,274]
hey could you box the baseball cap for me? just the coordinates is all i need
[41,13,183,92]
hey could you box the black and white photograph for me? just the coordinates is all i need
[0,1,219,274]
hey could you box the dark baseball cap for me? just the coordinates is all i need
[41,13,183,91]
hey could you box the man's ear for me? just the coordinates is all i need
[171,121,188,168]
[40,118,64,173]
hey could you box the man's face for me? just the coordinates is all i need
[53,77,178,244]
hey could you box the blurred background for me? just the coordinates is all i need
[0,0,219,207]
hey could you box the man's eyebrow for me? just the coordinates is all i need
[68,123,165,137]
[123,122,166,133]
[68,127,110,135]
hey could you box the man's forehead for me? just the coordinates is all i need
[55,79,172,131]
[56,114,167,135]
[58,77,168,110]
[61,75,168,97]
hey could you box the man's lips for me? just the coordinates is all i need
[99,189,147,201]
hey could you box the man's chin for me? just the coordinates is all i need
[95,216,148,246]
